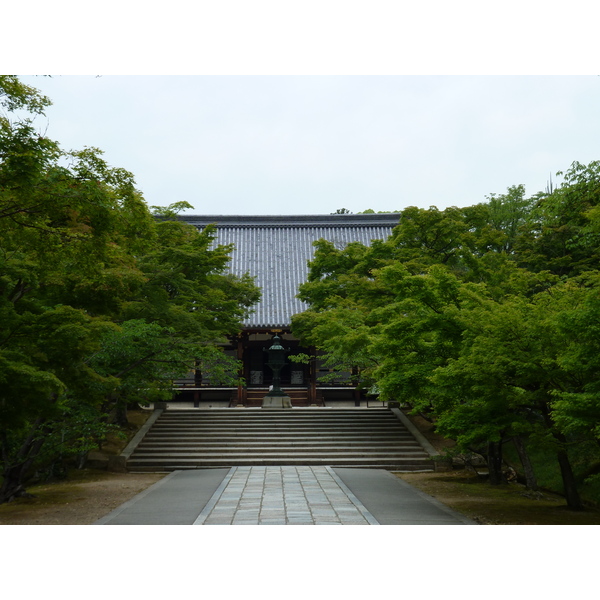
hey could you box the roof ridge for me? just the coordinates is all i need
[179,214,400,227]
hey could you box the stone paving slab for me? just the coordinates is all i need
[194,466,378,525]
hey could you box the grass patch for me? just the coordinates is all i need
[502,437,600,507]
[397,469,600,524]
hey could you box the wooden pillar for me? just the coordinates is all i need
[308,346,317,405]
[236,335,246,406]
[193,360,202,408]
[352,366,361,407]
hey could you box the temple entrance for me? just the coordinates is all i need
[245,338,307,388]
[173,332,363,407]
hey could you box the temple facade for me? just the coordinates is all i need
[174,213,400,406]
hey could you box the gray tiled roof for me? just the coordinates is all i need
[181,214,400,328]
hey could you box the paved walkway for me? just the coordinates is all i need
[96,467,475,525]
[196,466,378,525]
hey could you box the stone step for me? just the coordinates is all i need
[136,446,427,458]
[142,435,417,444]
[136,439,423,448]
[148,427,410,435]
[244,392,308,396]
[161,407,383,410]
[158,408,387,414]
[152,417,404,423]
[156,424,397,429]
[161,409,393,423]
[161,408,386,419]
[131,449,428,458]
[155,414,402,419]
[141,436,418,444]
[127,456,433,469]
[154,419,398,426]
[156,414,395,422]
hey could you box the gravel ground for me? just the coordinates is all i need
[0,471,165,525]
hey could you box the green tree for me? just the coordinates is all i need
[384,205,471,273]
[293,237,394,387]
[369,263,468,407]
[516,161,600,277]
[294,190,600,507]
[0,306,116,501]
[124,211,259,339]
[293,204,488,388]
[0,75,52,115]
[430,281,596,509]
[550,273,600,441]
[0,77,260,503]
[0,107,149,501]
[464,185,534,255]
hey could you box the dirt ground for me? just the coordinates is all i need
[0,471,165,525]
[0,409,164,525]
[395,470,600,525]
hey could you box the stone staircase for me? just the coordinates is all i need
[127,408,435,472]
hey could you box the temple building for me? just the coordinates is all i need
[174,213,400,406]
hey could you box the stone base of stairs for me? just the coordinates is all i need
[261,395,292,409]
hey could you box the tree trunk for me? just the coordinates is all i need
[113,401,129,427]
[487,441,505,485]
[0,394,61,504]
[540,403,584,510]
[554,437,583,511]
[512,435,538,491]
[0,464,34,503]
[106,394,128,427]
[0,425,46,504]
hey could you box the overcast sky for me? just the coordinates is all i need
[16,75,600,216]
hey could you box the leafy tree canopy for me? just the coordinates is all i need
[0,77,260,503]
[293,170,600,508]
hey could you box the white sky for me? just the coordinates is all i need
[16,74,600,216]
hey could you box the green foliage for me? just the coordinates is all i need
[0,75,52,116]
[468,185,535,254]
[0,77,260,502]
[550,274,600,439]
[370,264,468,405]
[516,161,600,277]
[151,201,195,219]
[294,173,600,507]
